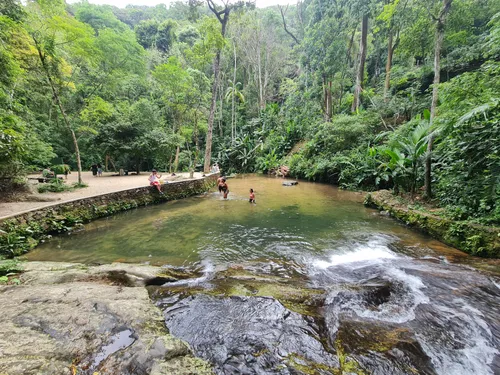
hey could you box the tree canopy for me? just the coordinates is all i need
[0,0,498,224]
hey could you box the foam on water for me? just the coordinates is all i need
[417,302,499,375]
[161,260,215,287]
[313,240,398,269]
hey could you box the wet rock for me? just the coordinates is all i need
[150,356,213,375]
[336,320,436,375]
[282,181,298,186]
[0,262,213,375]
[162,294,339,374]
[19,262,162,286]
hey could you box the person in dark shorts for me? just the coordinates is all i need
[91,164,98,176]
[220,178,229,199]
[217,176,224,194]
[249,188,256,203]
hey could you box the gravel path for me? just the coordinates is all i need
[0,171,205,219]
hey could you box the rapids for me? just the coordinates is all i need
[29,174,500,374]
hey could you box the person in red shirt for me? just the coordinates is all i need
[249,188,256,203]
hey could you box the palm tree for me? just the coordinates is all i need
[225,79,245,143]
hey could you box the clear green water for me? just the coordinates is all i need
[27,174,465,266]
[27,175,500,374]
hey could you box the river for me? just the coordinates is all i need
[28,174,500,375]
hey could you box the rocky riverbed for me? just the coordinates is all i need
[2,254,499,375]
[0,262,212,375]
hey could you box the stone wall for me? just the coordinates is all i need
[0,174,218,257]
[365,190,500,258]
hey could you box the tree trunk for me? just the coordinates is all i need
[352,14,369,112]
[205,1,233,173]
[174,145,180,172]
[232,43,237,143]
[204,49,221,173]
[424,0,452,199]
[325,81,332,122]
[257,36,264,110]
[35,44,83,185]
[384,32,394,101]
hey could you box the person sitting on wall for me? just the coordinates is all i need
[148,169,164,195]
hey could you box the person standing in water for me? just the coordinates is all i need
[148,169,163,194]
[220,178,229,199]
[217,175,224,194]
[249,188,256,203]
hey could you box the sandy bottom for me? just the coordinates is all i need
[0,171,205,219]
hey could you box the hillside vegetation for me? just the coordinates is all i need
[1,0,499,225]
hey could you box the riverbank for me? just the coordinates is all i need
[0,174,218,258]
[365,190,500,258]
[0,171,206,219]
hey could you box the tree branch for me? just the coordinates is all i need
[278,5,299,45]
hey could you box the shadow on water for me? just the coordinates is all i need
[28,174,500,374]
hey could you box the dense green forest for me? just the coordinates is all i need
[1,0,499,224]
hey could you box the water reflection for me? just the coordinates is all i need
[28,174,467,266]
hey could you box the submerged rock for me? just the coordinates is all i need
[162,294,339,374]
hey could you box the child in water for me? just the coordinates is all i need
[249,188,256,203]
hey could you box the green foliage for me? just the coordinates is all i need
[0,0,498,229]
[37,179,87,193]
[51,164,70,175]
[375,120,432,194]
[0,258,23,276]
[135,19,177,53]
[436,100,500,224]
[37,178,68,193]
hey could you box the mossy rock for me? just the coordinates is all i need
[365,191,500,258]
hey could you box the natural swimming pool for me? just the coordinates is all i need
[28,174,500,375]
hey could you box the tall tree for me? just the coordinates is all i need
[26,0,96,185]
[204,0,247,173]
[377,0,408,101]
[352,13,369,112]
[424,0,453,198]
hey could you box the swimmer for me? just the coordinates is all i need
[249,188,256,203]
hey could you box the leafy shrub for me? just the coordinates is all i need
[37,180,88,194]
[0,259,23,276]
[307,113,379,157]
[435,100,500,223]
[38,179,69,193]
[51,164,71,175]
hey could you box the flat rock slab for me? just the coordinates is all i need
[0,262,212,375]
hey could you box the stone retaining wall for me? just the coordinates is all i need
[0,174,219,257]
[365,190,500,258]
